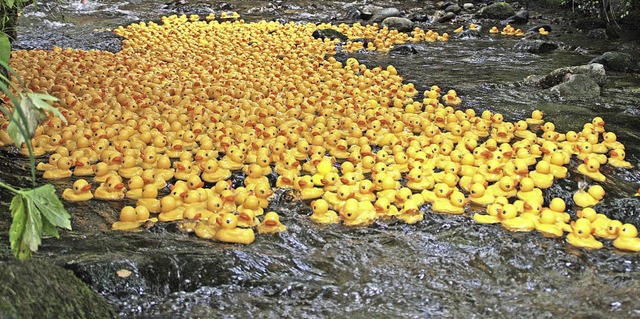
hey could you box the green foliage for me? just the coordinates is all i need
[0,57,71,261]
[548,0,634,21]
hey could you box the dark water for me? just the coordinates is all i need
[5,0,640,317]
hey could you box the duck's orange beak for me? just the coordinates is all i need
[265,220,278,227]
[81,184,92,191]
[239,212,251,221]
[114,183,125,190]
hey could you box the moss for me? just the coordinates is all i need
[0,260,116,319]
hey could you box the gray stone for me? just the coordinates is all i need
[360,4,383,20]
[587,28,608,39]
[477,2,515,19]
[590,51,640,73]
[503,8,529,25]
[513,40,558,53]
[369,7,401,23]
[312,28,348,42]
[524,63,607,88]
[445,4,462,14]
[381,17,415,32]
[463,3,475,10]
[436,11,456,23]
[550,74,601,100]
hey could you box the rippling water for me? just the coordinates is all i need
[6,0,640,317]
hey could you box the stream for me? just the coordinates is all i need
[2,0,640,317]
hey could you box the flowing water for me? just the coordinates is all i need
[3,0,640,317]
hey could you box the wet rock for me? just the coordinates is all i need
[587,28,608,39]
[360,4,383,20]
[526,24,553,34]
[502,8,529,25]
[463,3,475,11]
[381,17,414,32]
[444,4,462,14]
[345,8,362,21]
[409,13,432,22]
[436,11,456,23]
[513,40,558,54]
[311,29,348,42]
[550,74,601,100]
[0,260,117,319]
[524,63,607,88]
[477,2,515,20]
[390,45,419,55]
[590,51,640,73]
[456,29,481,39]
[369,7,401,23]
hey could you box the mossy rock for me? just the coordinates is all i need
[0,260,116,319]
[477,2,515,20]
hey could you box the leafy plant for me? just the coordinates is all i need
[0,59,72,261]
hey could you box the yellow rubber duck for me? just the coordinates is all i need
[547,151,568,179]
[136,184,161,213]
[257,212,287,234]
[601,132,625,150]
[573,184,605,208]
[545,198,571,224]
[525,110,544,126]
[473,200,503,224]
[489,26,500,34]
[214,213,255,245]
[243,163,269,187]
[538,27,549,35]
[535,209,566,237]
[566,218,603,249]
[454,26,464,33]
[499,203,535,232]
[72,156,94,177]
[37,153,62,172]
[612,223,640,252]
[323,184,355,211]
[396,197,424,224]
[94,175,126,201]
[62,179,93,202]
[468,182,495,207]
[487,175,518,199]
[577,157,606,182]
[594,219,622,240]
[112,206,157,231]
[608,148,633,168]
[516,177,544,206]
[477,159,503,183]
[174,160,201,181]
[432,190,467,215]
[529,160,555,189]
[154,154,175,181]
[295,175,324,200]
[219,145,245,171]
[310,199,341,224]
[117,155,143,179]
[43,156,73,180]
[125,175,145,200]
[340,198,376,227]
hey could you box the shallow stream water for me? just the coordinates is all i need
[3,0,640,317]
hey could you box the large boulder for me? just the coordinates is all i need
[513,40,558,54]
[550,74,601,100]
[381,17,414,32]
[477,2,515,20]
[369,7,401,23]
[524,63,607,88]
[590,51,640,73]
[0,260,117,319]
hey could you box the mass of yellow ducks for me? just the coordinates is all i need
[1,14,638,250]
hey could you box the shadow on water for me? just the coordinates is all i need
[3,0,640,317]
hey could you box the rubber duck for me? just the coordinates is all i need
[473,201,503,224]
[237,197,261,227]
[274,153,300,177]
[573,184,605,208]
[111,205,156,231]
[575,142,607,165]
[310,199,341,224]
[422,182,452,204]
[42,156,73,180]
[487,175,518,199]
[566,218,603,250]
[141,168,168,190]
[136,184,161,213]
[296,175,324,200]
[406,167,434,191]
[516,177,544,206]
[174,160,201,181]
[323,184,355,211]
[454,26,464,33]
[37,153,63,171]
[243,163,269,187]
[73,156,95,177]
[535,209,565,238]
[577,157,606,182]
[275,170,297,189]
[611,223,640,252]
[601,132,625,150]
[608,148,633,168]
[547,151,568,179]
[125,175,145,200]
[62,179,93,202]
[117,155,142,179]
[158,196,185,222]
[92,162,117,183]
[198,159,230,183]
[154,154,175,181]
[219,145,245,171]
[431,190,466,215]
[396,197,424,224]
[94,175,126,201]
[257,212,287,234]
[529,160,554,189]
[214,213,255,244]
[499,203,535,232]
[340,198,376,227]
[371,196,398,220]
[354,179,377,202]
[468,182,495,207]
[140,149,158,170]
[525,110,544,126]
[489,26,500,34]
[477,159,503,183]
[544,197,571,224]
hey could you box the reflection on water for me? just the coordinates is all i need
[8,0,640,317]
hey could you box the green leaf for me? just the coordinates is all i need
[25,93,66,124]
[6,0,15,9]
[9,194,26,252]
[0,33,10,66]
[7,94,47,147]
[41,218,60,239]
[23,196,43,253]
[27,185,72,230]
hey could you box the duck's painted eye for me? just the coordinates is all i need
[578,230,583,235]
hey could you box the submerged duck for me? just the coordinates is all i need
[215,213,255,244]
[62,179,93,202]
[257,211,287,234]
[566,218,603,250]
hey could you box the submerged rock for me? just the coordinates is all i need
[381,17,414,32]
[369,7,401,23]
[477,2,515,20]
[590,51,640,73]
[524,63,607,88]
[311,28,348,42]
[0,260,117,319]
[550,74,601,100]
[513,40,558,53]
[390,45,418,55]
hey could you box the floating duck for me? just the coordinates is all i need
[608,148,633,168]
[296,175,324,200]
[310,199,341,224]
[43,156,73,180]
[538,27,549,35]
[487,175,518,199]
[354,179,377,202]
[158,196,185,222]
[566,218,603,250]
[612,223,640,252]
[73,156,95,177]
[432,190,467,215]
[535,209,566,237]
[117,155,143,179]
[215,213,255,244]
[37,153,62,171]
[174,160,201,181]
[601,132,624,150]
[340,198,376,227]
[516,177,544,206]
[499,203,535,232]
[111,206,157,231]
[489,26,500,34]
[219,145,246,171]
[136,184,161,213]
[577,157,606,182]
[545,197,571,224]
[396,196,424,224]
[473,200,503,224]
[468,182,495,207]
[125,175,145,200]
[525,110,544,126]
[94,175,126,201]
[594,219,622,240]
[154,154,175,181]
[62,179,93,202]
[529,160,554,189]
[573,184,605,208]
[257,211,287,234]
